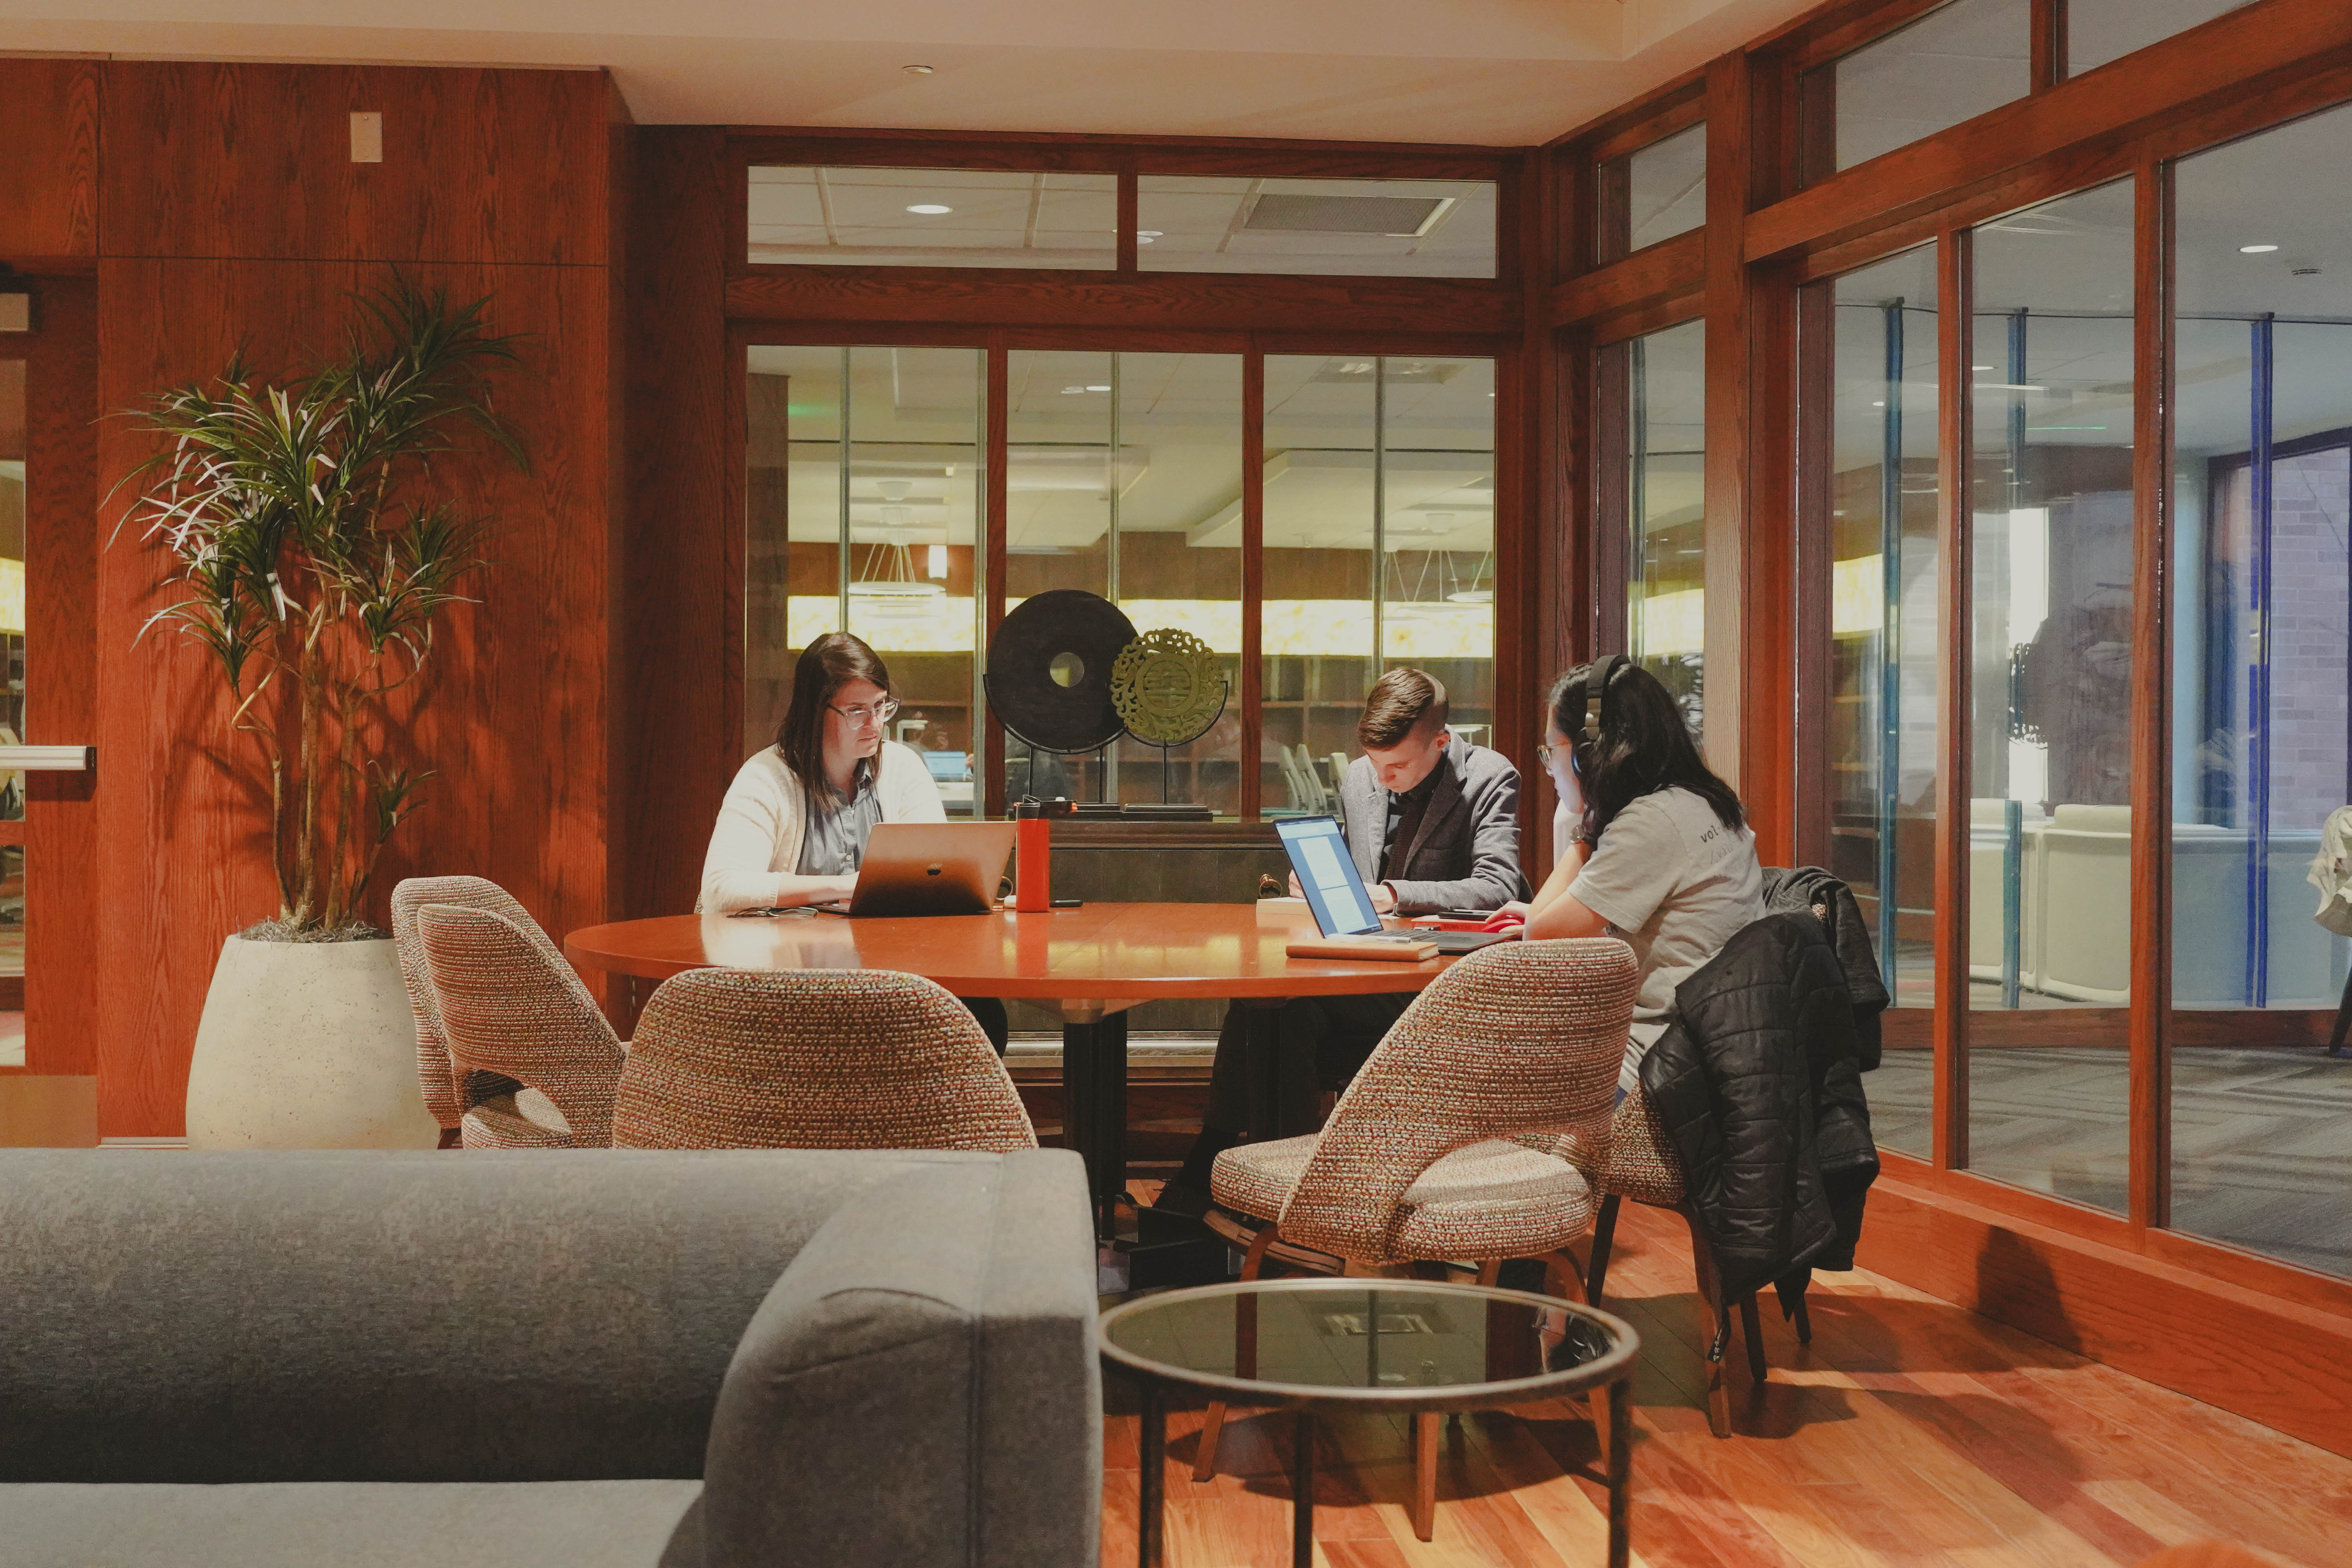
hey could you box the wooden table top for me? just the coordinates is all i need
[564,902,1457,1008]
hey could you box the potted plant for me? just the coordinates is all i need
[116,278,526,1148]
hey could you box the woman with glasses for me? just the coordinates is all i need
[698,631,1009,1049]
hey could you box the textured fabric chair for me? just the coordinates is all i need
[1196,938,1635,1540]
[390,875,600,1148]
[414,902,626,1149]
[613,967,1037,1152]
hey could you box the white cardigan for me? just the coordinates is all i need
[697,742,947,913]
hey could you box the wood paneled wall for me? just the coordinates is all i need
[2,57,631,1134]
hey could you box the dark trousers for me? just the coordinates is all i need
[959,996,1010,1056]
[1202,992,1412,1140]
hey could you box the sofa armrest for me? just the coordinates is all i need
[699,1148,1099,1568]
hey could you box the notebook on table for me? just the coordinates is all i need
[1272,815,1512,956]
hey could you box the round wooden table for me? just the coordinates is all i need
[565,903,1460,1231]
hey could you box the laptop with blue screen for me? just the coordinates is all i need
[1273,816,1510,956]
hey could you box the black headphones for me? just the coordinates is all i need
[1571,654,1630,747]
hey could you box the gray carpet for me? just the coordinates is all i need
[1870,1045,2352,1278]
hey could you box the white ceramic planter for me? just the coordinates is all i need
[184,933,440,1149]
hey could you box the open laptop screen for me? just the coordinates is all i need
[1275,816,1382,937]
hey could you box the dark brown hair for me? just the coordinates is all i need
[1547,660,1743,845]
[776,632,893,792]
[1357,667,1448,750]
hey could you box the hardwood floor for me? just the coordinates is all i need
[1099,1199,2352,1567]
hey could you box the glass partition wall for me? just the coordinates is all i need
[749,345,1494,824]
[2169,102,2352,1279]
[1800,245,1943,1158]
[1597,320,1708,740]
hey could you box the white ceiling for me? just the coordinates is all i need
[0,0,1824,144]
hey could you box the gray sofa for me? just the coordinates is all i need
[0,1147,1100,1568]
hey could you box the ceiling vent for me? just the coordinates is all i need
[1243,194,1451,237]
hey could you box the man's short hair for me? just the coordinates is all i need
[1357,668,1450,751]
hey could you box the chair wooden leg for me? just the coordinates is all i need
[1475,1258,1501,1287]
[1543,1249,1588,1304]
[1679,1205,1733,1438]
[1586,1193,1621,1304]
[1739,1292,1767,1385]
[1412,1410,1439,1541]
[1194,1221,1280,1481]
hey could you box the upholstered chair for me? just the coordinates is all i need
[390,875,596,1148]
[1196,938,1635,1541]
[414,902,627,1149]
[612,968,1037,1152]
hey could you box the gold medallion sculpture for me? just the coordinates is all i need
[1111,628,1226,746]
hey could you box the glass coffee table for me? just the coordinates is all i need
[1100,1277,1638,1567]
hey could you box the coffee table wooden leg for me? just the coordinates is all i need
[1412,1409,1439,1541]
[1138,1380,1166,1568]
[1292,1409,1316,1568]
[1606,1376,1632,1568]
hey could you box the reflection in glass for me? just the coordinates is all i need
[747,167,1117,269]
[745,345,985,813]
[1601,320,1707,740]
[1965,180,2136,1212]
[2067,0,2257,76]
[1803,0,2031,180]
[1809,246,1941,1157]
[2170,103,2352,1278]
[1598,123,1706,264]
[1381,359,1496,749]
[1005,350,1114,804]
[1136,177,1497,279]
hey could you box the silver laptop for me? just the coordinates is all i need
[840,821,1017,918]
[1273,815,1511,955]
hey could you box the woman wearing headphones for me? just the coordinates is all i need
[1488,657,1765,1091]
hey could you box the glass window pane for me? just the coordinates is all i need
[842,347,983,817]
[1598,123,1707,265]
[2171,102,2352,1279]
[1381,358,1496,748]
[2068,0,2257,76]
[1966,179,2137,1213]
[1810,245,1942,1158]
[748,167,1117,269]
[1264,357,1377,813]
[1136,176,1497,279]
[1005,350,1114,803]
[746,345,843,764]
[1608,319,1708,741]
[744,346,985,813]
[1109,354,1245,816]
[1807,0,2031,178]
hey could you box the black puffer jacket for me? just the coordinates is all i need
[1639,911,1879,1303]
[1761,865,1889,1070]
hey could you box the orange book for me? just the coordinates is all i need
[1285,936,1439,963]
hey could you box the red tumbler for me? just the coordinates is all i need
[1015,801,1051,912]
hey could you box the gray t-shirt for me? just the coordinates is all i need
[1567,786,1766,1090]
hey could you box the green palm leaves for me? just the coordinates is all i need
[116,277,526,933]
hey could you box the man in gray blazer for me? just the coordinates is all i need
[1161,668,1531,1213]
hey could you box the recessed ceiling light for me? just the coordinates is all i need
[2240,243,2279,254]
[1085,384,1110,392]
[906,203,952,215]
[1972,364,1995,371]
[903,64,934,75]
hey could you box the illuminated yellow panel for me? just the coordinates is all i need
[1832,554,1884,637]
[0,558,23,636]
[788,593,1495,660]
[1635,588,1704,657]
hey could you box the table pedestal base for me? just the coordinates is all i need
[1059,1011,1129,1237]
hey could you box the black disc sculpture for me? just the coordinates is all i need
[985,590,1138,799]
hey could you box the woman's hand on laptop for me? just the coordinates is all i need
[1480,901,1531,931]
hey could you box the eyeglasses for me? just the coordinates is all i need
[830,699,901,727]
[1536,743,1572,768]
